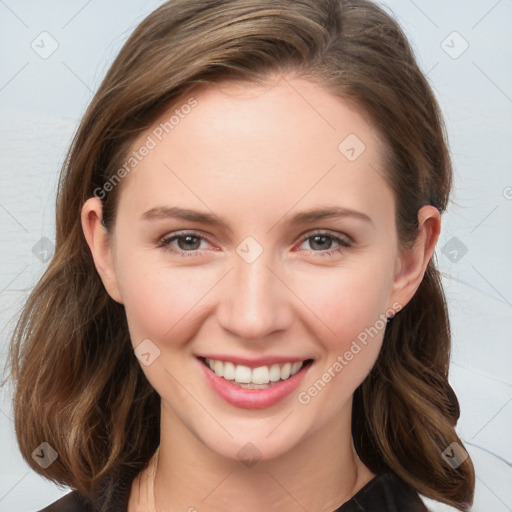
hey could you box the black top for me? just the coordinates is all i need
[38,472,429,511]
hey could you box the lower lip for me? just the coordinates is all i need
[198,358,312,410]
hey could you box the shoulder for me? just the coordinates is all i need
[37,491,94,512]
[336,472,430,512]
[36,464,137,511]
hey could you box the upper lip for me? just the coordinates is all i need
[197,354,313,368]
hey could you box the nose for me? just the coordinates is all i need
[216,250,293,341]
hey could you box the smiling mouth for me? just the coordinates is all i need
[198,357,314,389]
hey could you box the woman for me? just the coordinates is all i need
[8,0,475,510]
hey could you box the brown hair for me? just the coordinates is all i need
[7,0,474,509]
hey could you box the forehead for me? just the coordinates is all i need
[114,77,394,227]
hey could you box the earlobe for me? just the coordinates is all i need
[81,197,124,304]
[389,205,441,310]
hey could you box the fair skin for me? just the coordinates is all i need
[81,75,440,511]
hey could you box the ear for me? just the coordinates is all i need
[81,197,123,304]
[388,205,441,310]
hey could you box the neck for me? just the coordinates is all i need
[128,402,375,512]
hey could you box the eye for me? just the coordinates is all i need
[297,230,352,257]
[157,231,213,257]
[157,229,352,258]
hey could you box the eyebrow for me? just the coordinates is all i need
[141,205,374,230]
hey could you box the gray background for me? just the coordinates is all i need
[1,1,511,510]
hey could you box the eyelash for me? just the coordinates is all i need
[156,230,352,258]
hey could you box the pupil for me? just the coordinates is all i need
[311,235,331,250]
[176,235,333,252]
[179,236,199,250]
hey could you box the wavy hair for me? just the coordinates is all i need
[8,0,474,509]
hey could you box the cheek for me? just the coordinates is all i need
[293,268,389,412]
[290,259,393,351]
[117,255,211,346]
[116,239,396,360]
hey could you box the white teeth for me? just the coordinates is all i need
[269,364,281,382]
[213,360,224,377]
[204,358,305,385]
[234,365,252,384]
[291,361,302,374]
[280,362,291,380]
[223,361,235,381]
[251,366,270,385]
[237,382,273,389]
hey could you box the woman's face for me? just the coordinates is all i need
[85,76,431,462]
